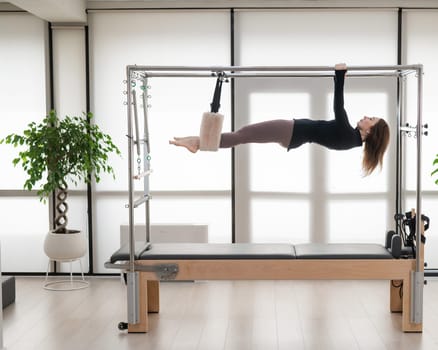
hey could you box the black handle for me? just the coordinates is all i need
[210,73,225,113]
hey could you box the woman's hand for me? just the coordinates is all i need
[335,63,347,71]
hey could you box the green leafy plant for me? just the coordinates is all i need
[433,154,438,185]
[1,110,121,232]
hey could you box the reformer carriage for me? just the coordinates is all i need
[105,64,429,333]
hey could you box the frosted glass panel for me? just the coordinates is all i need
[235,9,397,65]
[328,200,388,243]
[52,28,86,117]
[251,199,309,243]
[94,194,231,273]
[404,10,438,192]
[132,78,231,192]
[89,10,231,265]
[0,13,49,273]
[235,9,397,243]
[403,10,438,269]
[152,196,231,244]
[94,196,127,274]
[89,11,231,192]
[0,13,47,190]
[0,197,48,272]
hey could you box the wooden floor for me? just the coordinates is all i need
[3,277,438,350]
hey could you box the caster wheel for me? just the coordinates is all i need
[118,322,128,331]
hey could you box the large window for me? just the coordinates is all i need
[403,10,438,268]
[88,10,231,272]
[0,13,48,271]
[234,9,398,243]
[2,7,438,273]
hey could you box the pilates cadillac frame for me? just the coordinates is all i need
[106,64,426,333]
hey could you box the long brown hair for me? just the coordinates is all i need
[362,119,390,175]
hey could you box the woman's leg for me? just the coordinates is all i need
[219,119,294,148]
[170,119,294,152]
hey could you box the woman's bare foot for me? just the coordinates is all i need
[169,136,200,153]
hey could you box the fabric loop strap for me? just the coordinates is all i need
[210,73,225,113]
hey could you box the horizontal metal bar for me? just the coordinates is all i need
[124,195,150,208]
[133,195,150,208]
[133,170,152,180]
[128,64,422,72]
[140,72,401,78]
[127,64,421,79]
[128,65,420,80]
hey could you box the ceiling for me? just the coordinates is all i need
[3,0,438,24]
[6,0,86,22]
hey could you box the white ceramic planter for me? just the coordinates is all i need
[43,230,87,261]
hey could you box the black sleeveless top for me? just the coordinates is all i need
[288,70,362,151]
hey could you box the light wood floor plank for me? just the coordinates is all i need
[3,277,438,350]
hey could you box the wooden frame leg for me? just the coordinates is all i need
[390,280,403,313]
[147,280,160,313]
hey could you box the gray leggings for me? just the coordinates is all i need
[219,119,294,149]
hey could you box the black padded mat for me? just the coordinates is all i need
[110,242,152,263]
[294,243,393,259]
[109,242,394,263]
[138,243,296,260]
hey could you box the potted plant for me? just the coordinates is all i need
[1,110,121,261]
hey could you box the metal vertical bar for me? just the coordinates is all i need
[415,66,423,272]
[142,78,151,242]
[127,271,140,324]
[230,8,236,244]
[396,75,406,225]
[126,67,140,324]
[132,90,141,156]
[127,67,135,268]
[395,9,403,224]
[411,65,424,324]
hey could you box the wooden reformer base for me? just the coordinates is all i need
[128,258,421,333]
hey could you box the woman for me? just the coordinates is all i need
[170,63,390,175]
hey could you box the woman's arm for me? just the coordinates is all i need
[333,64,349,127]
